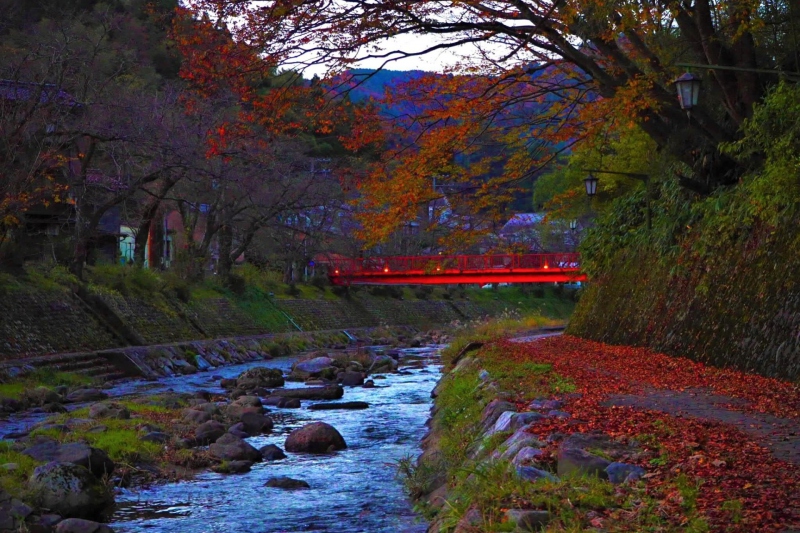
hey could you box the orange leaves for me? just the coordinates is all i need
[494,335,800,531]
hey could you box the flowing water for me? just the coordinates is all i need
[101,346,443,533]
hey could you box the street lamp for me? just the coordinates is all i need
[583,174,599,197]
[673,72,702,113]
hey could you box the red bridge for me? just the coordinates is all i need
[326,253,586,285]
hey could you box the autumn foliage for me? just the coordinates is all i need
[492,335,800,531]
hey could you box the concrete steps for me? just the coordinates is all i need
[3,352,131,382]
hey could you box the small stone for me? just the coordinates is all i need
[141,432,169,444]
[547,410,570,419]
[1,463,19,471]
[505,509,551,531]
[605,462,646,484]
[211,460,253,474]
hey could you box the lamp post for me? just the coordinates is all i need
[583,174,599,197]
[582,169,652,230]
[673,72,702,116]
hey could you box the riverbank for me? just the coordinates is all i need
[0,263,575,361]
[411,330,800,532]
[0,340,444,533]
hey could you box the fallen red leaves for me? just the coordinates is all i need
[495,335,800,532]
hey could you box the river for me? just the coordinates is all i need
[91,345,444,533]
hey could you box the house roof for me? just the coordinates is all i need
[0,79,78,106]
[500,213,545,234]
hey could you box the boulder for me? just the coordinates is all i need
[368,355,397,373]
[235,367,285,390]
[26,387,63,406]
[490,411,547,435]
[22,442,115,478]
[605,462,646,484]
[182,409,212,425]
[284,422,347,453]
[171,359,198,375]
[505,509,551,531]
[190,402,222,416]
[240,412,273,435]
[227,424,250,439]
[231,396,262,408]
[65,389,109,404]
[259,444,286,461]
[88,403,129,420]
[493,425,545,461]
[480,399,517,430]
[516,466,559,483]
[362,380,376,389]
[261,397,283,406]
[339,371,365,387]
[269,386,343,401]
[277,398,301,408]
[559,433,634,460]
[0,490,33,532]
[556,447,610,479]
[224,404,264,421]
[29,462,113,518]
[209,433,262,462]
[528,399,564,410]
[54,518,115,533]
[308,402,369,411]
[264,477,310,489]
[219,378,237,390]
[512,447,545,466]
[292,357,335,376]
[194,421,226,445]
[211,460,253,474]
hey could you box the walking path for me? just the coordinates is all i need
[503,334,800,532]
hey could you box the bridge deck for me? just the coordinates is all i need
[326,253,586,285]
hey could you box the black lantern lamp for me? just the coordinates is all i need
[674,72,702,114]
[569,219,578,232]
[583,174,599,197]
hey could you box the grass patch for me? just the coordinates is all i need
[0,441,42,499]
[0,369,94,400]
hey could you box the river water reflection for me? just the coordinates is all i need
[109,346,442,533]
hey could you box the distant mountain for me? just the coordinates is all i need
[336,69,430,102]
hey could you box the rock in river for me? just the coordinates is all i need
[308,402,369,411]
[209,433,262,462]
[269,386,343,401]
[265,477,310,490]
[285,422,347,453]
[55,518,116,533]
[236,367,285,390]
[194,421,226,445]
[259,444,287,461]
[29,462,113,519]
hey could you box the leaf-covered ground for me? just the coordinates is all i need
[499,335,800,532]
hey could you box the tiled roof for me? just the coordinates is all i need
[0,79,78,106]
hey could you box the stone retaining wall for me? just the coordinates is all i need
[0,284,529,360]
[0,287,121,359]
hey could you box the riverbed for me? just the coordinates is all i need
[99,346,443,533]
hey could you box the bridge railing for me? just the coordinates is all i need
[328,253,581,276]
